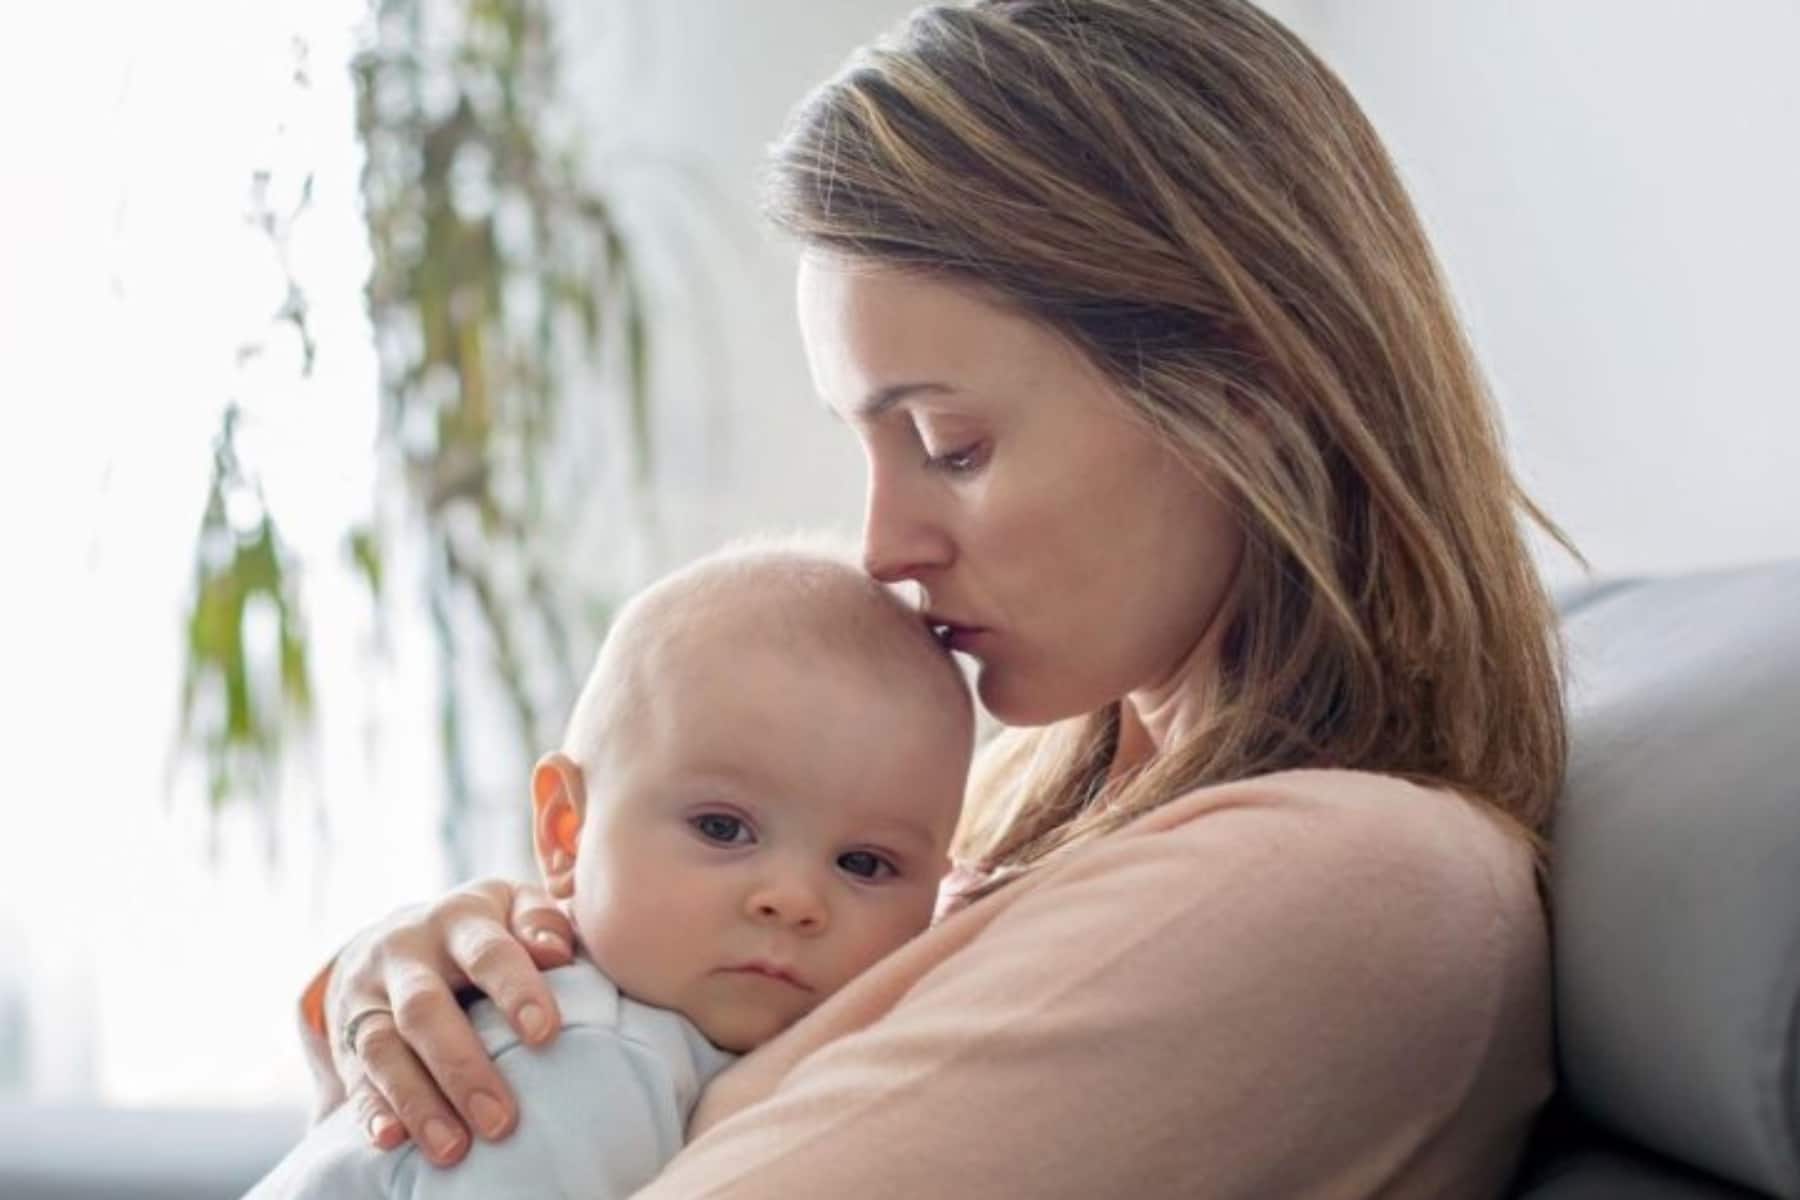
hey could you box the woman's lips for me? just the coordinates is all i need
[940,626,986,652]
[927,617,987,652]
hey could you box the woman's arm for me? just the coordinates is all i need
[640,775,1552,1197]
[298,879,577,1165]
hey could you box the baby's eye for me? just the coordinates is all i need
[838,850,898,880]
[691,814,751,845]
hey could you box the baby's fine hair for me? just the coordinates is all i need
[559,533,971,772]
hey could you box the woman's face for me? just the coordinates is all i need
[797,254,1244,726]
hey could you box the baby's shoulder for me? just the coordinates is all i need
[458,959,732,1131]
[470,958,734,1089]
[242,1100,394,1199]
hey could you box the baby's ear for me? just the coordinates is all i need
[530,752,586,900]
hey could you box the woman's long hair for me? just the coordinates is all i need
[763,0,1580,891]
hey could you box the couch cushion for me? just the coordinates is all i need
[1551,561,1800,1196]
[1514,1100,1766,1199]
[1518,1140,1766,1199]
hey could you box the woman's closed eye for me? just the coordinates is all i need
[922,439,989,476]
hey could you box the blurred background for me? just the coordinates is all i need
[0,0,1794,1134]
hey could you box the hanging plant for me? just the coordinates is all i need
[178,405,315,814]
[351,0,651,869]
[174,142,321,830]
[175,0,653,868]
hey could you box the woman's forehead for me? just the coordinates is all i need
[796,255,1070,412]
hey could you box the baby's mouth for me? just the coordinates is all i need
[719,960,814,991]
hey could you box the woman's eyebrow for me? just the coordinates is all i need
[856,381,956,419]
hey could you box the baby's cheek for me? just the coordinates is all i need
[574,890,681,1003]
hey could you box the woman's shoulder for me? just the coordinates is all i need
[1037,767,1552,1107]
[1133,767,1538,908]
[956,767,1553,1174]
[1040,768,1548,991]
[1113,770,1549,1032]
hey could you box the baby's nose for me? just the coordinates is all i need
[748,878,827,931]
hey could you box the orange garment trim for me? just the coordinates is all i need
[300,958,333,1038]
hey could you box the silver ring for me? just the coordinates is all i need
[341,1005,396,1059]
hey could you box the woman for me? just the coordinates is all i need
[301,1,1577,1193]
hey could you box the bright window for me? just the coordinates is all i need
[0,0,518,1109]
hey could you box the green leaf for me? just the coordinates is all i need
[179,0,680,863]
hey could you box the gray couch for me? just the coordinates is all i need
[1513,561,1800,1198]
[3,562,1795,1198]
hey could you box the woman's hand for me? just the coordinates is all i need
[317,878,576,1166]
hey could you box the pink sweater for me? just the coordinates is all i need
[634,769,1553,1198]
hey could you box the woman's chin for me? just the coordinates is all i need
[975,666,1092,728]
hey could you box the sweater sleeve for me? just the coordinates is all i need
[635,775,1550,1199]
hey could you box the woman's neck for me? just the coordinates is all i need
[1109,603,1234,784]
[1110,703,1157,779]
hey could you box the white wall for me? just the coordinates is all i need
[564,0,921,576]
[1,0,455,1107]
[586,0,1800,588]
[1273,0,1800,584]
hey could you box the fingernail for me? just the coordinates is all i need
[469,1091,508,1139]
[424,1118,462,1160]
[530,928,569,954]
[369,1113,401,1146]
[519,1002,549,1042]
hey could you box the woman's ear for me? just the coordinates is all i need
[530,752,586,900]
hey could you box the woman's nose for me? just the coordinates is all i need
[861,461,953,583]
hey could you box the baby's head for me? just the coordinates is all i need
[530,541,973,1051]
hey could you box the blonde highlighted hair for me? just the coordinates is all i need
[764,0,1579,891]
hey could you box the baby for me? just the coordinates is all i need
[251,542,973,1198]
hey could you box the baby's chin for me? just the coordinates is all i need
[693,1005,793,1054]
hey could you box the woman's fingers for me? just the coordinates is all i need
[349,1077,406,1151]
[444,911,564,1056]
[508,881,575,969]
[321,878,564,1156]
[322,905,447,1101]
[376,882,556,1147]
[354,992,477,1165]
